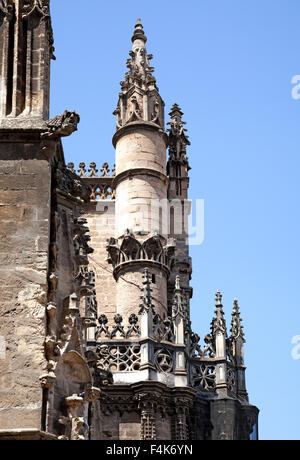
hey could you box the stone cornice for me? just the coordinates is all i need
[112,167,169,189]
[112,120,168,148]
[113,259,170,281]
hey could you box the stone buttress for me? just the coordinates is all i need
[0,1,105,441]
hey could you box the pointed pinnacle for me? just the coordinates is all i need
[231,298,245,340]
[232,298,243,322]
[233,298,239,312]
[169,103,183,119]
[215,290,223,306]
[132,18,147,43]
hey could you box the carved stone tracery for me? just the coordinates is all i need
[21,0,50,19]
[0,0,14,20]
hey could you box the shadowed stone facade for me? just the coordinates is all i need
[0,2,259,440]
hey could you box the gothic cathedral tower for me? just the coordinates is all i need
[80,19,259,441]
[0,3,259,441]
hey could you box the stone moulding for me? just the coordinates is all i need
[0,429,58,441]
[112,167,169,190]
[112,120,168,148]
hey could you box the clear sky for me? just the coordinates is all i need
[50,0,300,440]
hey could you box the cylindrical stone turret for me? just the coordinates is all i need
[109,19,171,320]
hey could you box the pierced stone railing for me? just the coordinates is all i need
[95,313,140,341]
[67,162,116,201]
[87,272,247,399]
[93,343,142,373]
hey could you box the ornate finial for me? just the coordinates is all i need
[231,299,245,342]
[132,18,147,43]
[169,103,184,120]
[215,290,222,306]
[211,290,227,336]
[172,276,187,319]
[114,19,163,131]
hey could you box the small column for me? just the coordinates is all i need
[139,269,156,375]
[211,290,228,393]
[231,299,248,401]
[172,276,188,385]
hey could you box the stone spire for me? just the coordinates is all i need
[113,18,165,131]
[131,18,147,44]
[230,298,248,400]
[211,290,227,337]
[230,299,245,342]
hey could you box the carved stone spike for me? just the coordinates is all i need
[110,314,125,339]
[88,162,98,177]
[78,163,86,177]
[100,163,110,177]
[67,162,75,174]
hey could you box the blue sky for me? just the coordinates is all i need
[50,0,300,440]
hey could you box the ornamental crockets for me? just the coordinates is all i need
[113,19,165,129]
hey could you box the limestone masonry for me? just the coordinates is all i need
[0,1,259,440]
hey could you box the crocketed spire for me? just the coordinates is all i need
[113,19,165,131]
[211,290,227,336]
[131,18,147,43]
[230,299,245,342]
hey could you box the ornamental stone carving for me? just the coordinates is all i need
[42,110,80,139]
[106,230,175,278]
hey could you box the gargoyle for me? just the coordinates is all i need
[42,110,80,139]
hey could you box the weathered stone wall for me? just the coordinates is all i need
[0,135,50,430]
